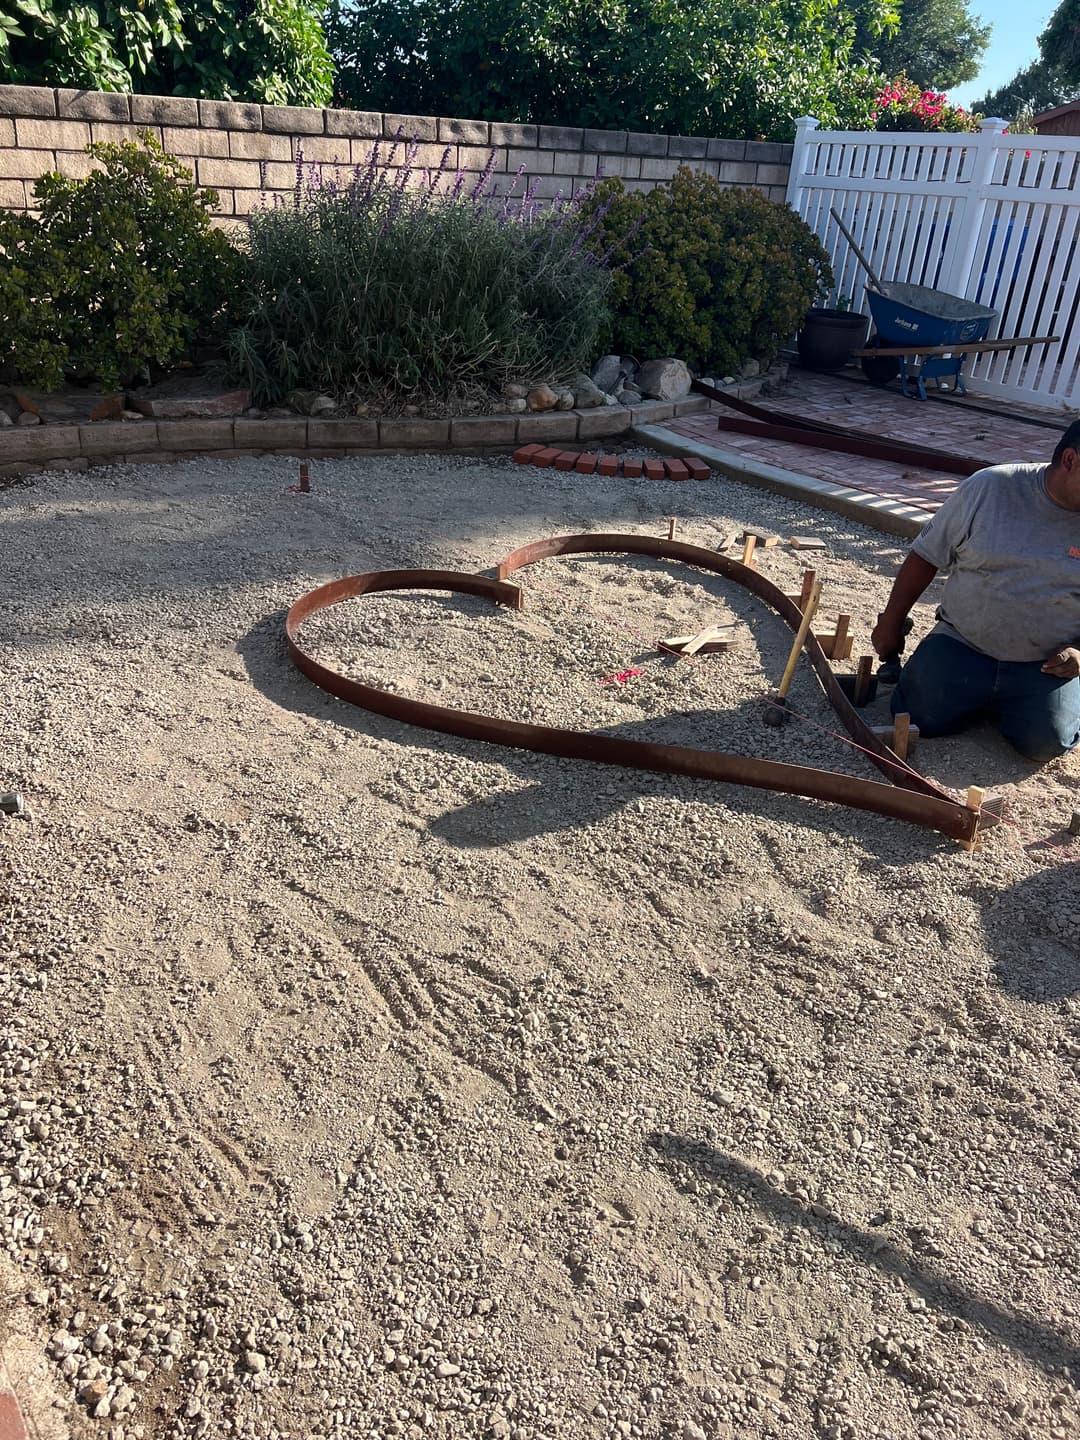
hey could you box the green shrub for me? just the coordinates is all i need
[1,133,239,390]
[579,169,833,375]
[226,149,614,406]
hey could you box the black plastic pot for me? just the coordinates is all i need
[797,308,869,372]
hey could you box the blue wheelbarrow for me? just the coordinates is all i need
[828,208,998,400]
[861,282,998,400]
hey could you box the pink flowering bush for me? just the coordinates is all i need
[872,75,980,133]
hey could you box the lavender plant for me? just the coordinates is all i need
[225,143,616,407]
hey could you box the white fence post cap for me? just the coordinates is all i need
[794,116,820,131]
[979,117,1008,133]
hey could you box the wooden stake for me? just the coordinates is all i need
[776,581,822,700]
[667,517,677,541]
[960,784,986,853]
[798,569,816,612]
[852,654,874,706]
[740,534,757,568]
[833,613,851,661]
[892,711,911,761]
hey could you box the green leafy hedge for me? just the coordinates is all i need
[580,169,833,375]
[1,134,239,390]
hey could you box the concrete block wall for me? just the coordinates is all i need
[0,85,792,230]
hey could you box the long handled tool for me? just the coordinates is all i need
[829,207,890,297]
[764,581,822,725]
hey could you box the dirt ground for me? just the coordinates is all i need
[1,450,1079,1440]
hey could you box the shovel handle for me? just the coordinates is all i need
[777,581,822,700]
[829,207,890,298]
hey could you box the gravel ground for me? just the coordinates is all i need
[1,451,1079,1440]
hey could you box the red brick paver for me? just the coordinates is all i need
[663,371,1063,513]
[574,453,599,474]
[664,458,690,482]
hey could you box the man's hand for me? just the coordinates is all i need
[1041,647,1080,679]
[871,615,906,658]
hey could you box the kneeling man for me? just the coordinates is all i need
[871,421,1080,761]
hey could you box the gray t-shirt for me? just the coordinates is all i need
[911,462,1080,663]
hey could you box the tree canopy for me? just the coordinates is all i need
[969,0,1080,119]
[852,0,989,90]
[0,0,333,105]
[327,0,894,141]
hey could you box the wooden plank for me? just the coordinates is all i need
[853,335,1058,359]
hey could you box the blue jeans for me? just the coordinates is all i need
[892,632,1080,761]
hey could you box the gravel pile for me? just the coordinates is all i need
[1,452,1078,1440]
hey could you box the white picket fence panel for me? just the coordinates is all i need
[786,118,1080,413]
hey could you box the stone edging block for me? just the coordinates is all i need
[0,396,712,476]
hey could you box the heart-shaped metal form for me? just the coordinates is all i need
[286,532,993,845]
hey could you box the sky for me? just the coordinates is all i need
[950,0,1057,107]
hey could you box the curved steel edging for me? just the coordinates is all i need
[285,546,981,844]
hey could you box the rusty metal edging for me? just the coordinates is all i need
[691,379,992,476]
[286,538,989,844]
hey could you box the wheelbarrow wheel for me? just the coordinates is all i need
[861,335,901,387]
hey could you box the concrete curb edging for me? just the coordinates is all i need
[632,423,934,538]
[0,396,714,480]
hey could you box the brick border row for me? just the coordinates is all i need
[0,396,715,479]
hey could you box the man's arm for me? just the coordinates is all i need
[871,552,938,658]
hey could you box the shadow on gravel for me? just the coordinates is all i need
[647,1134,1080,1382]
[239,612,941,866]
[974,862,1080,1002]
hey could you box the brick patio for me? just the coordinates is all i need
[666,371,1069,513]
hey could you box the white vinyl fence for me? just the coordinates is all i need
[786,117,1080,412]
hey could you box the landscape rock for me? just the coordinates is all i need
[13,388,124,424]
[128,376,251,419]
[15,411,41,427]
[503,382,528,401]
[617,387,642,405]
[555,389,575,411]
[590,354,622,392]
[505,398,527,414]
[0,410,11,426]
[740,358,761,378]
[637,357,692,401]
[571,374,606,409]
[527,384,559,413]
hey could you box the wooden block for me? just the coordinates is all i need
[574,452,598,474]
[870,719,919,758]
[598,453,620,476]
[623,457,644,478]
[664,458,690,482]
[739,529,779,547]
[643,459,665,481]
[553,450,579,471]
[789,536,827,551]
[532,447,562,468]
[960,784,986,852]
[685,457,711,481]
[513,443,544,464]
[816,613,852,661]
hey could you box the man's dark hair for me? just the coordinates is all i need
[1052,421,1080,465]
